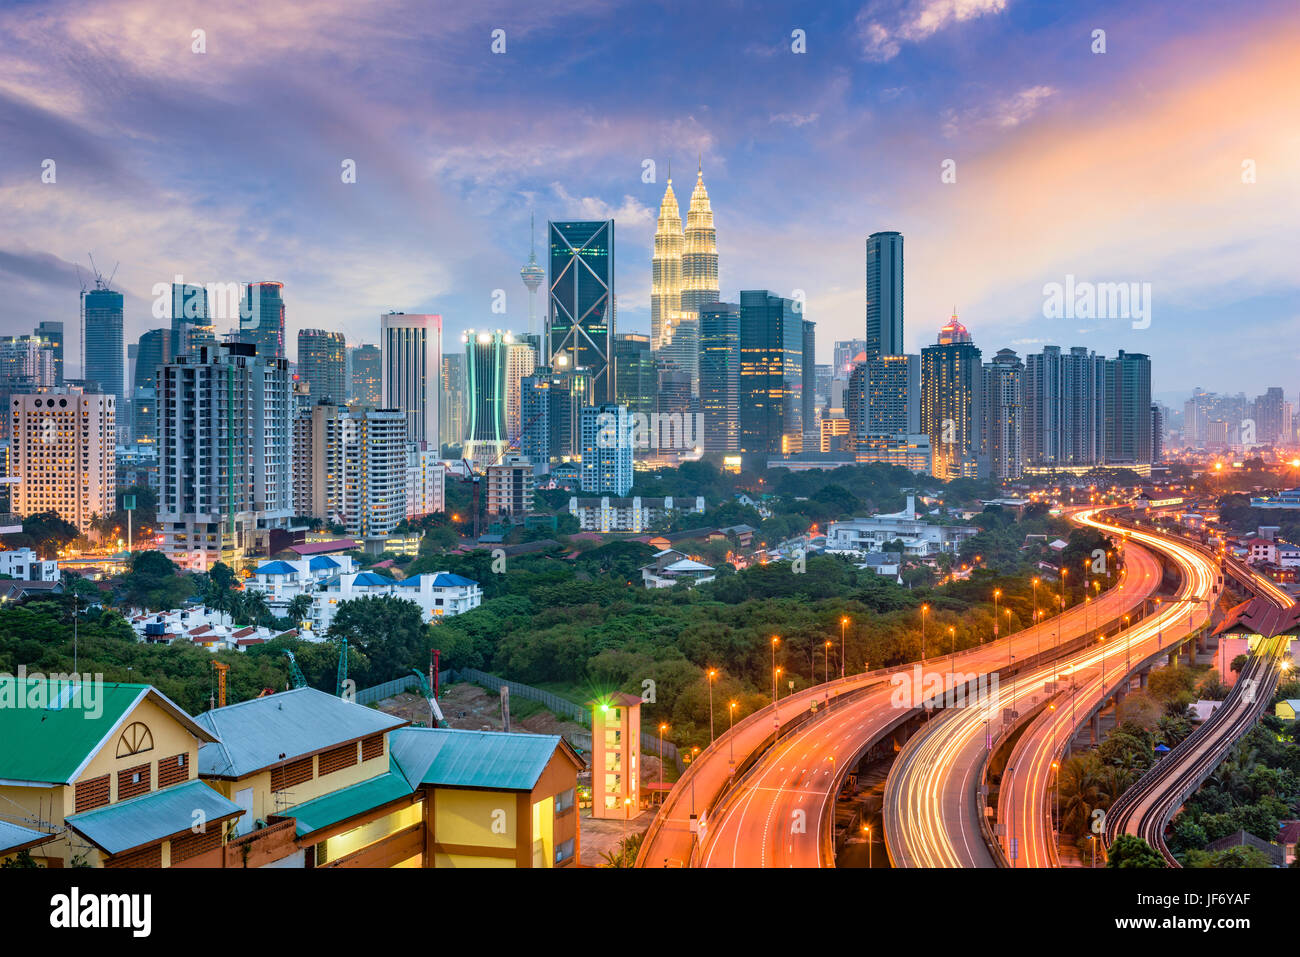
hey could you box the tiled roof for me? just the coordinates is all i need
[1213,596,1300,638]
[65,780,243,856]
[194,688,407,779]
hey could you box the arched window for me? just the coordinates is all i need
[116,721,154,758]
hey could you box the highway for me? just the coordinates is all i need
[994,512,1222,868]
[1102,558,1295,866]
[885,511,1221,868]
[692,539,1162,868]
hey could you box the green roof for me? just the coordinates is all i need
[274,758,415,837]
[389,727,574,792]
[65,780,243,855]
[0,679,215,785]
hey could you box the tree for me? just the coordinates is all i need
[242,589,272,627]
[285,594,313,625]
[1183,845,1273,868]
[1106,834,1164,868]
[327,594,429,683]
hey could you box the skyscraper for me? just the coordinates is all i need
[348,343,382,406]
[833,339,868,378]
[699,302,740,452]
[801,319,817,450]
[240,282,286,359]
[34,321,63,385]
[657,316,699,397]
[297,328,348,404]
[867,354,920,435]
[131,329,167,449]
[380,312,441,449]
[169,283,216,359]
[340,409,408,539]
[738,290,803,458]
[520,213,547,338]
[680,164,720,318]
[982,348,1024,481]
[651,176,684,350]
[613,332,655,418]
[463,329,510,470]
[440,353,467,449]
[548,220,614,404]
[156,342,292,570]
[865,231,904,361]
[920,313,982,479]
[1022,346,1105,469]
[505,339,538,444]
[1103,351,1152,467]
[82,285,124,397]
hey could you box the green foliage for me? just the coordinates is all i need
[1183,846,1274,868]
[2,511,79,559]
[327,594,429,682]
[1106,834,1164,868]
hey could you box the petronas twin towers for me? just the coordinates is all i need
[651,162,719,362]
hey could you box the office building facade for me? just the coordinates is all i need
[699,302,740,452]
[920,314,982,480]
[82,286,124,397]
[381,312,441,449]
[548,220,614,404]
[865,231,903,361]
[298,329,348,405]
[738,290,803,458]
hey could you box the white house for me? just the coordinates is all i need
[0,547,59,582]
[307,570,482,636]
[639,549,716,589]
[250,554,359,608]
[824,495,977,557]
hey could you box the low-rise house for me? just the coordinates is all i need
[0,546,59,581]
[856,552,903,581]
[308,570,482,635]
[1212,596,1300,686]
[0,677,243,868]
[0,579,63,602]
[824,495,976,557]
[640,549,716,588]
[251,554,358,608]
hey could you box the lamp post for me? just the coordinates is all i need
[824,641,832,685]
[993,588,1001,641]
[707,669,717,744]
[1032,577,1039,632]
[920,604,929,661]
[659,722,668,790]
[866,822,873,869]
[948,626,956,691]
[840,616,848,679]
[770,636,779,706]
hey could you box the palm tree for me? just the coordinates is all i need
[243,589,272,627]
[286,594,313,626]
[1059,752,1108,836]
[207,581,234,625]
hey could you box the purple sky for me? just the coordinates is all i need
[1,0,1297,403]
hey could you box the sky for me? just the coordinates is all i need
[1,0,1297,404]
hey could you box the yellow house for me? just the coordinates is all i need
[194,686,411,867]
[0,677,243,867]
[387,727,584,867]
[1276,699,1300,722]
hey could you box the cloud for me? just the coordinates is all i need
[770,111,821,127]
[941,84,1057,137]
[856,0,1010,62]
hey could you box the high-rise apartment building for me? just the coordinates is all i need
[548,220,614,404]
[801,319,817,451]
[581,404,633,496]
[865,231,903,361]
[298,329,348,405]
[486,452,535,516]
[82,286,124,397]
[1103,351,1152,467]
[699,302,740,452]
[340,409,408,539]
[867,354,920,436]
[381,312,441,449]
[9,388,115,532]
[1022,346,1105,469]
[981,348,1024,481]
[156,343,292,570]
[920,313,982,480]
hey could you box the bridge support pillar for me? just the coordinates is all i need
[1090,711,1100,745]
[1139,668,1151,689]
[1197,630,1208,653]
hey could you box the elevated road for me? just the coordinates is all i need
[1102,559,1295,865]
[885,511,1221,868]
[691,540,1162,868]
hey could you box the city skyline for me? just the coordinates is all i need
[0,0,1296,399]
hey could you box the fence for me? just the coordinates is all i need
[354,671,454,706]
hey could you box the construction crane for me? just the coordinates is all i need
[283,650,308,690]
[212,661,230,708]
[408,669,445,728]
[336,636,349,698]
[460,458,482,540]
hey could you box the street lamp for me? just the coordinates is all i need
[658,722,668,790]
[707,669,717,743]
[840,616,848,679]
[920,604,929,661]
[993,588,1001,641]
[770,636,780,705]
[728,702,737,770]
[824,641,832,685]
[948,625,956,692]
